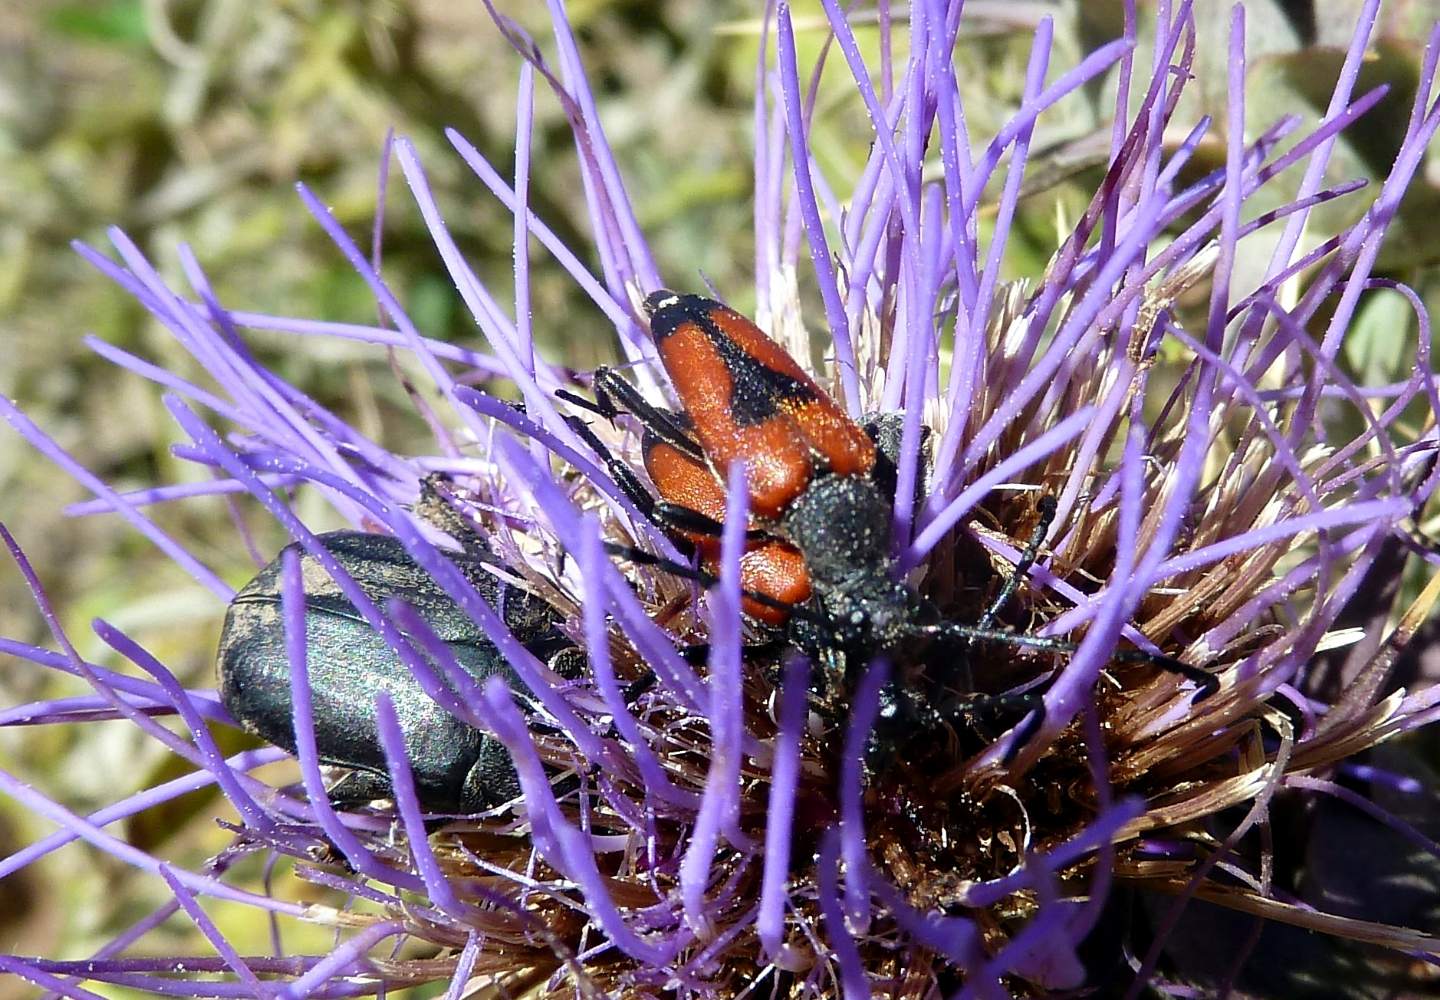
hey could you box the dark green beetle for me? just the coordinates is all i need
[217,529,581,814]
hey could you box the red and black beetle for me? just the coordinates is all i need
[563,290,1216,756]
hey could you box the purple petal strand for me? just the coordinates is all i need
[839,659,887,934]
[280,546,427,889]
[374,692,471,919]
[759,653,809,959]
[0,398,232,599]
[158,865,271,997]
[776,4,861,414]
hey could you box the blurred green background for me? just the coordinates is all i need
[3,0,1440,991]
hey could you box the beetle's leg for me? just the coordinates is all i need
[652,502,776,543]
[678,644,711,664]
[593,673,666,744]
[914,494,1057,737]
[622,671,660,701]
[598,643,785,743]
[603,542,812,623]
[913,620,1219,700]
[554,387,609,416]
[562,414,730,537]
[563,414,662,520]
[567,366,705,462]
[975,494,1057,632]
[563,413,776,550]
[677,637,791,693]
[942,690,1047,762]
[676,637,787,665]
[912,622,1077,652]
[1111,647,1220,698]
[868,684,1046,770]
[325,769,394,813]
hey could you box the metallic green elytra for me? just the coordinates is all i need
[217,530,581,814]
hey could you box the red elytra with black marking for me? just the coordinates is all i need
[640,425,810,625]
[638,290,885,625]
[644,290,876,520]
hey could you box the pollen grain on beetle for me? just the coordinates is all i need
[4,2,1440,998]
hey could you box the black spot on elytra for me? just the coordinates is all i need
[649,291,817,426]
[706,325,816,426]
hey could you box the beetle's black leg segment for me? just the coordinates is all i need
[678,638,787,664]
[595,672,662,742]
[563,416,772,549]
[563,415,659,519]
[868,683,1047,770]
[916,622,1079,653]
[1002,698,1046,761]
[554,388,608,417]
[679,644,711,664]
[928,495,1057,734]
[976,494,1057,632]
[651,502,727,539]
[1112,648,1220,699]
[604,541,720,584]
[650,502,775,544]
[602,542,814,625]
[590,367,706,462]
[918,620,1218,700]
[623,672,659,702]
[563,414,696,535]
[946,690,1047,763]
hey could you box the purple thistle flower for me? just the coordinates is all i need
[5,1,1440,996]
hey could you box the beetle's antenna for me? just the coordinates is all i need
[605,541,1216,700]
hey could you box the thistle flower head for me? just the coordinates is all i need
[5,1,1440,996]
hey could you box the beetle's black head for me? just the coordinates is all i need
[783,474,892,586]
[642,289,685,323]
